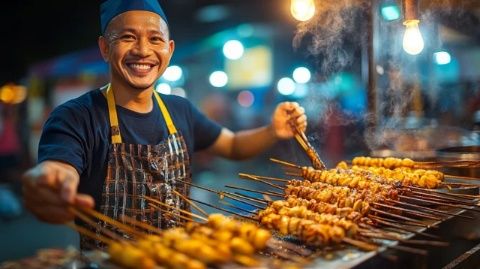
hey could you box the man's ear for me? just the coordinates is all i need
[168,40,175,60]
[98,36,109,62]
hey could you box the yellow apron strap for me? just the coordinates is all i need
[105,84,123,144]
[153,91,177,135]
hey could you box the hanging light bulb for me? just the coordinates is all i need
[402,0,424,55]
[291,0,315,22]
[402,20,424,55]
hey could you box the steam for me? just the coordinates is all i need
[293,0,370,77]
[293,0,471,153]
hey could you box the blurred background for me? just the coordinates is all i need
[1,0,480,263]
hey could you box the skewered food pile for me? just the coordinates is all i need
[73,208,272,269]
[338,158,444,188]
[59,153,480,269]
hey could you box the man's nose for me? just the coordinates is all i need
[132,38,151,56]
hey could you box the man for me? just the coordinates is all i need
[22,0,306,244]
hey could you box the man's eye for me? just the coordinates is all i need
[121,35,135,40]
[151,36,164,43]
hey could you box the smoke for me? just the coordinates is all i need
[293,0,474,153]
[293,0,370,77]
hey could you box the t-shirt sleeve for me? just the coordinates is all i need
[190,103,222,151]
[38,103,90,174]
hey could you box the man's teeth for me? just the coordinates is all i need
[130,64,152,70]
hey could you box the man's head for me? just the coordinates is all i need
[99,0,174,90]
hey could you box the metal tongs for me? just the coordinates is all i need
[288,112,326,170]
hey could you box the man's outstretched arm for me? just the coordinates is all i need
[207,102,307,160]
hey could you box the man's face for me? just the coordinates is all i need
[99,10,174,90]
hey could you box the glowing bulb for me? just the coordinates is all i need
[402,20,425,55]
[223,40,244,60]
[291,0,315,22]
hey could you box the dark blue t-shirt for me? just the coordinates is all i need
[38,89,222,207]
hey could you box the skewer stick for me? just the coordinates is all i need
[229,192,269,207]
[359,230,448,247]
[66,222,115,246]
[177,179,268,208]
[369,208,436,228]
[342,237,378,251]
[285,172,303,177]
[407,193,480,209]
[385,244,428,256]
[407,190,477,205]
[149,203,195,223]
[188,197,258,222]
[270,158,302,169]
[385,198,474,220]
[238,173,285,190]
[230,191,270,205]
[445,174,480,181]
[69,207,129,241]
[219,200,258,214]
[172,190,209,217]
[399,195,480,213]
[372,202,441,221]
[369,215,440,239]
[143,196,208,222]
[225,192,268,209]
[238,173,290,183]
[294,134,310,152]
[407,185,480,200]
[441,182,479,187]
[74,206,144,238]
[226,184,284,197]
[119,214,162,235]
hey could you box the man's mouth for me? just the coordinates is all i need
[126,62,157,75]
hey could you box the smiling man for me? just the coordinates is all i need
[22,0,307,249]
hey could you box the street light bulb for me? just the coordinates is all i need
[291,0,315,22]
[402,20,424,55]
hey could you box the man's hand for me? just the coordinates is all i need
[271,102,307,140]
[22,161,94,224]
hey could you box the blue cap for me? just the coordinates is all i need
[100,0,168,34]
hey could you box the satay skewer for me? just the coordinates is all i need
[148,203,194,223]
[119,214,163,235]
[385,199,474,220]
[399,195,480,213]
[369,207,436,228]
[239,173,290,183]
[143,196,208,222]
[74,206,145,238]
[358,228,448,247]
[371,202,441,221]
[369,215,439,239]
[179,179,271,209]
[188,197,258,222]
[406,190,478,206]
[245,173,474,219]
[227,191,269,205]
[270,157,302,169]
[226,184,284,197]
[220,200,259,214]
[66,222,116,245]
[445,174,480,181]
[238,173,285,190]
[70,207,131,241]
[407,185,480,200]
[173,190,209,218]
[239,180,441,228]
